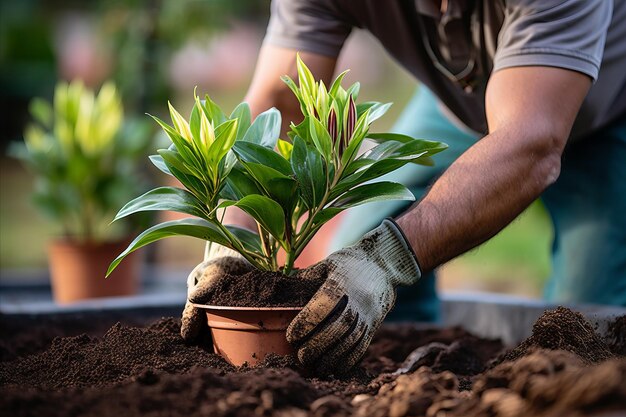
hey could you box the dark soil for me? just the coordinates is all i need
[606,314,626,356]
[496,306,615,365]
[198,264,326,307]
[1,307,625,417]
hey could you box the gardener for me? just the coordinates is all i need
[183,0,626,373]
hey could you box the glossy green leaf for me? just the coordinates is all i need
[341,157,375,177]
[240,162,297,210]
[329,69,349,97]
[311,207,343,227]
[281,75,301,100]
[277,139,293,160]
[346,82,360,100]
[366,132,415,143]
[220,166,261,200]
[168,102,193,141]
[202,95,227,125]
[226,225,262,253]
[230,102,251,141]
[149,154,172,175]
[241,162,289,189]
[340,109,371,167]
[221,150,238,177]
[241,107,281,148]
[157,149,197,178]
[208,119,238,165]
[232,141,292,176]
[360,141,406,161]
[414,156,435,166]
[149,114,203,171]
[189,101,201,144]
[333,159,410,199]
[356,102,378,118]
[291,136,326,209]
[332,181,414,209]
[114,187,208,221]
[167,164,210,201]
[107,218,230,276]
[287,117,309,143]
[394,139,448,158]
[296,54,316,96]
[232,195,285,243]
[367,133,447,151]
[365,102,392,124]
[309,117,332,160]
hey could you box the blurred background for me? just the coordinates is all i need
[0,0,553,304]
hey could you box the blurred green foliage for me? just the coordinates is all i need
[96,0,267,114]
[0,0,268,145]
[10,80,154,243]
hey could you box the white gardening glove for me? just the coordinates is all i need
[286,218,421,374]
[180,242,252,342]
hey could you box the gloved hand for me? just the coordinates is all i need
[180,243,252,342]
[286,218,422,374]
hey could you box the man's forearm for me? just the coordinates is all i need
[396,125,562,273]
[396,65,592,273]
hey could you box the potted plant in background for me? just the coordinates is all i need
[107,57,447,364]
[11,80,153,304]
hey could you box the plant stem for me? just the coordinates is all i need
[284,250,296,276]
[214,220,270,271]
[257,223,273,266]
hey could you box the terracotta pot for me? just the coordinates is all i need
[48,238,141,304]
[193,304,301,366]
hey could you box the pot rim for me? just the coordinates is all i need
[191,303,303,311]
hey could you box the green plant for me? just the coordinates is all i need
[108,56,447,276]
[10,80,153,243]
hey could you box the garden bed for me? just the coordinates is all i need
[1,306,625,417]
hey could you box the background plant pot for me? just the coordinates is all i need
[48,238,141,304]
[194,304,301,366]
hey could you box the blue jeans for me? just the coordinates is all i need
[330,86,626,322]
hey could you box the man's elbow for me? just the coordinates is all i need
[528,127,566,192]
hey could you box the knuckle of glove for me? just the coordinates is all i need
[187,256,253,304]
[295,305,357,367]
[180,301,205,342]
[287,278,346,344]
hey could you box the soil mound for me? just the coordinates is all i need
[199,265,325,307]
[497,306,614,365]
[0,318,233,390]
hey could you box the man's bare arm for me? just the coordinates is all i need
[396,67,591,272]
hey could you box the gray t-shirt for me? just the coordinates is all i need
[264,0,626,140]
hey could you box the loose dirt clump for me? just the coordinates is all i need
[352,367,462,417]
[464,349,626,417]
[496,306,615,365]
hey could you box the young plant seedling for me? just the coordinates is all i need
[108,56,447,276]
